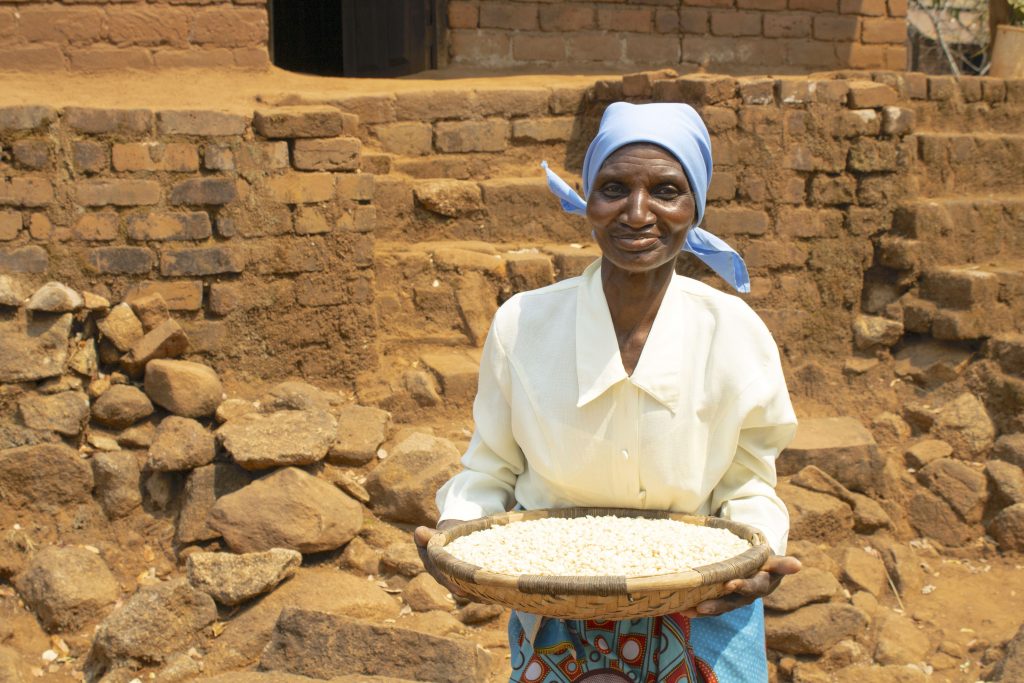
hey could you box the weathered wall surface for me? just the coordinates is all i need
[447,0,909,73]
[0,0,268,71]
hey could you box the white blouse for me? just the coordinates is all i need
[436,260,797,555]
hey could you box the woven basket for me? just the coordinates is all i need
[424,507,770,620]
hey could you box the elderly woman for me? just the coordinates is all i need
[415,102,800,682]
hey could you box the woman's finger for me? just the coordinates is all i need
[413,525,436,548]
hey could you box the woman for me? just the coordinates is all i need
[415,102,800,682]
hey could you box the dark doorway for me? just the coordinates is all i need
[271,0,438,77]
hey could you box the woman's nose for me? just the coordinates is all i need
[622,189,655,228]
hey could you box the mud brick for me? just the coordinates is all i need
[745,240,810,269]
[927,75,956,101]
[449,1,478,29]
[811,174,856,205]
[624,33,681,64]
[539,4,595,31]
[72,140,108,174]
[903,72,928,99]
[268,173,335,204]
[373,122,431,156]
[684,0,734,8]
[191,7,268,48]
[336,173,375,202]
[703,207,770,236]
[832,108,880,137]
[0,46,64,72]
[203,146,235,171]
[154,48,235,69]
[352,206,376,233]
[840,0,886,13]
[333,95,396,125]
[0,211,19,241]
[765,14,813,38]
[711,10,761,36]
[233,47,270,69]
[0,245,47,273]
[0,106,57,133]
[861,17,907,43]
[505,253,555,292]
[253,240,325,274]
[394,90,472,122]
[740,108,784,135]
[511,117,574,143]
[253,106,343,139]
[567,33,622,62]
[707,171,736,200]
[157,110,248,136]
[106,5,188,46]
[28,214,51,240]
[677,75,737,104]
[675,7,709,33]
[294,272,348,306]
[127,212,212,241]
[0,178,55,207]
[655,8,680,33]
[236,141,289,174]
[292,137,361,171]
[125,280,203,311]
[112,142,200,172]
[597,6,653,32]
[777,78,811,104]
[812,79,850,104]
[435,120,509,153]
[76,180,159,207]
[479,2,538,30]
[776,207,843,238]
[161,247,246,276]
[207,282,240,316]
[957,78,982,102]
[88,247,154,275]
[787,39,838,67]
[169,178,237,206]
[64,107,153,136]
[476,88,550,117]
[882,106,915,135]
[978,77,1006,102]
[740,79,777,104]
[548,86,588,115]
[293,208,331,235]
[813,14,859,40]
[512,34,566,62]
[72,212,119,241]
[740,0,787,8]
[839,42,886,68]
[846,81,897,108]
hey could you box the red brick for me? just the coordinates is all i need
[786,39,838,66]
[87,247,155,275]
[710,10,762,36]
[65,107,153,135]
[0,246,48,274]
[655,8,680,33]
[862,17,906,43]
[512,33,566,61]
[154,48,235,69]
[254,106,343,138]
[539,5,595,31]
[126,280,203,311]
[435,120,509,152]
[678,7,710,33]
[169,178,237,206]
[112,142,200,172]
[157,110,247,136]
[598,7,653,32]
[813,14,859,39]
[160,246,246,276]
[0,46,65,72]
[107,6,189,46]
[840,0,887,14]
[18,6,104,45]
[0,211,20,241]
[703,207,770,236]
[625,33,680,63]
[292,137,360,171]
[72,212,119,241]
[738,0,786,9]
[479,2,538,30]
[449,29,511,64]
[127,212,212,241]
[765,15,811,37]
[268,173,335,203]
[789,0,837,10]
[449,1,479,29]
[190,7,268,48]
[888,0,908,16]
[69,47,153,72]
[0,178,54,208]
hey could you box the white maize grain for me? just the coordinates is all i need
[445,516,751,577]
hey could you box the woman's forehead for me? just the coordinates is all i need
[599,142,684,171]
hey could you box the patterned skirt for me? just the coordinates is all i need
[507,600,768,683]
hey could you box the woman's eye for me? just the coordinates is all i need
[600,183,627,197]
[653,185,682,199]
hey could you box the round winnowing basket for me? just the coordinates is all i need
[425,507,770,620]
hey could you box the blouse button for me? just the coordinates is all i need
[621,449,629,460]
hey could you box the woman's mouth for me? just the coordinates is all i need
[612,234,660,251]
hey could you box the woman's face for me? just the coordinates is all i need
[586,143,696,275]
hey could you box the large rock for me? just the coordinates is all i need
[0,311,72,382]
[987,460,1024,509]
[779,417,889,496]
[873,614,932,665]
[260,609,492,682]
[91,384,154,429]
[988,502,1024,552]
[930,392,995,460]
[13,545,119,631]
[91,450,142,518]
[327,404,390,466]
[916,458,987,522]
[994,433,1024,468]
[91,578,217,668]
[0,443,93,510]
[402,572,454,612]
[380,541,424,578]
[97,303,143,352]
[840,547,888,598]
[833,664,927,683]
[198,674,328,683]
[765,603,869,655]
[208,467,362,553]
[17,390,90,436]
[778,483,854,544]
[217,410,337,470]
[186,548,301,606]
[791,465,890,532]
[991,623,1024,681]
[763,567,840,612]
[126,292,170,331]
[364,432,462,526]
[144,359,223,418]
[259,380,341,413]
[0,274,25,306]
[121,318,189,374]
[25,282,82,313]
[147,416,215,471]
[907,489,975,547]
[904,439,953,469]
[176,462,255,544]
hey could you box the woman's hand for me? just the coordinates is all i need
[682,554,801,618]
[413,520,473,601]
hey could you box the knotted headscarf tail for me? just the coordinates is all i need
[541,102,751,294]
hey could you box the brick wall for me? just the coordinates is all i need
[0,104,374,382]
[447,0,908,73]
[0,0,268,71]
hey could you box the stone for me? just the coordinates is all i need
[0,443,93,510]
[215,398,257,424]
[790,465,890,532]
[126,292,169,331]
[69,338,99,377]
[91,450,142,518]
[853,314,903,349]
[218,409,337,470]
[154,652,204,682]
[380,542,424,578]
[0,646,29,683]
[209,467,363,553]
[253,106,343,138]
[97,303,144,352]
[917,458,987,522]
[121,318,190,374]
[118,421,156,449]
[907,489,975,546]
[327,404,390,465]
[0,274,26,306]
[143,470,181,510]
[403,369,441,407]
[987,460,1024,508]
[144,359,223,418]
[13,545,119,632]
[198,674,329,683]
[18,390,89,436]
[176,462,255,544]
[870,411,911,445]
[456,271,498,346]
[840,547,888,598]
[91,384,153,429]
[25,281,82,313]
[988,503,1024,552]
[186,548,301,606]
[413,180,484,217]
[403,572,454,612]
[260,609,491,682]
[0,312,72,382]
[832,664,926,683]
[92,578,217,668]
[259,380,341,413]
[341,536,380,574]
[763,567,840,611]
[779,417,887,496]
[990,623,1024,681]
[778,483,854,544]
[320,464,371,503]
[893,339,971,387]
[874,614,931,665]
[147,416,216,471]
[905,439,953,469]
[994,434,1024,468]
[458,602,504,625]
[765,603,869,655]
[364,432,462,526]
[930,392,995,460]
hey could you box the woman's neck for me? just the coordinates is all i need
[600,257,677,375]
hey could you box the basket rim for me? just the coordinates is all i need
[426,507,771,597]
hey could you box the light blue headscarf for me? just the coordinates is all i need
[541,101,750,293]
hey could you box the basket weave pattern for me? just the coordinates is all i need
[425,507,770,620]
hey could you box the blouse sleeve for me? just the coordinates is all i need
[710,353,797,556]
[435,319,526,523]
